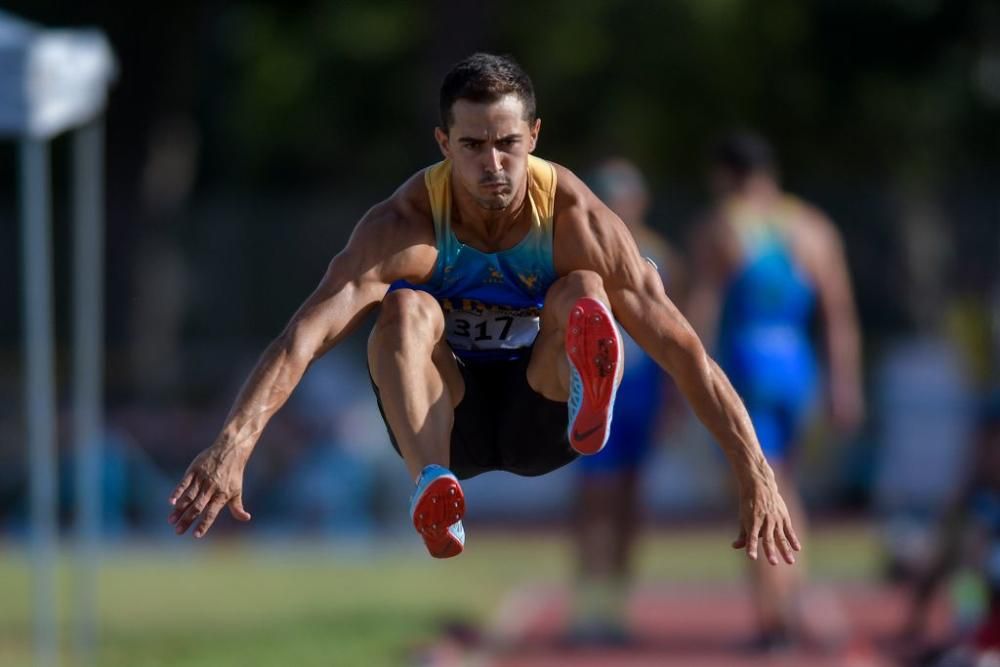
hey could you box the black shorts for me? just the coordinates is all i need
[369,350,578,480]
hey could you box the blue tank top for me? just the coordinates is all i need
[391,156,558,361]
[717,196,817,397]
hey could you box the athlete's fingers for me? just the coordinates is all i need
[169,472,194,506]
[228,495,252,522]
[168,478,201,524]
[732,527,747,549]
[173,500,204,535]
[761,517,778,565]
[783,519,802,552]
[776,522,797,565]
[746,514,763,561]
[175,486,215,535]
[180,477,202,504]
[195,494,228,538]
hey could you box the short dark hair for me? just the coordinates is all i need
[710,130,777,178]
[439,53,536,130]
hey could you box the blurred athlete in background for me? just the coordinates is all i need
[689,131,863,649]
[569,158,685,643]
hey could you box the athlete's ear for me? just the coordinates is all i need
[434,127,451,159]
[528,118,541,153]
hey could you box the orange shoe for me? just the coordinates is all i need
[410,465,465,558]
[565,297,621,455]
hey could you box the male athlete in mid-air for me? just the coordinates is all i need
[167,53,799,567]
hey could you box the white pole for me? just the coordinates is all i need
[20,138,59,667]
[72,118,104,667]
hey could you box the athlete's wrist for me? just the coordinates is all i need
[731,449,774,490]
[213,429,255,462]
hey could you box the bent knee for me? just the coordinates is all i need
[373,289,444,341]
[561,269,605,295]
[546,270,608,311]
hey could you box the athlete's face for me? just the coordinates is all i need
[435,95,540,211]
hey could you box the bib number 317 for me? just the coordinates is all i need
[452,315,513,341]
[446,311,539,351]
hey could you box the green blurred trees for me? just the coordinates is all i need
[2,0,996,349]
[206,0,998,195]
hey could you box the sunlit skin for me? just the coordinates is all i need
[167,92,800,569]
[434,96,540,249]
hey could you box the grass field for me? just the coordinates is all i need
[0,523,883,667]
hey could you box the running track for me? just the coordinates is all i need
[421,583,953,667]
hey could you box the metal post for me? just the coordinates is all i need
[20,138,59,667]
[72,118,104,667]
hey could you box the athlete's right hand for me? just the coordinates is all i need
[168,446,252,538]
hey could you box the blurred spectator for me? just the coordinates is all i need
[875,335,976,577]
[874,199,984,584]
[687,130,864,651]
[899,389,1000,666]
[568,158,685,643]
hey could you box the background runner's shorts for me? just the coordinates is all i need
[369,349,578,480]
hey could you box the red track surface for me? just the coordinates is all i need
[424,583,954,667]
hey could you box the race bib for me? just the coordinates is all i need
[442,300,541,353]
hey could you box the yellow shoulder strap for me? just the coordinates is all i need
[527,155,556,223]
[423,160,451,230]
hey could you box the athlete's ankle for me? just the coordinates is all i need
[414,463,450,484]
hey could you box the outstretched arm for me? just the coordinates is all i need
[169,185,436,537]
[554,171,799,565]
[616,259,798,565]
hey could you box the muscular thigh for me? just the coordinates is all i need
[366,289,465,407]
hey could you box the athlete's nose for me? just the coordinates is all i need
[484,146,502,173]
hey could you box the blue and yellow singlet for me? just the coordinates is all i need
[717,195,818,459]
[391,155,559,360]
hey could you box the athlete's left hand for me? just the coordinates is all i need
[168,444,252,538]
[731,478,801,565]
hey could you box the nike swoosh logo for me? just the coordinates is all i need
[572,422,604,441]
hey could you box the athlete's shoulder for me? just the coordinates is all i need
[339,168,437,283]
[386,168,434,222]
[781,193,847,273]
[783,193,842,246]
[547,161,608,239]
[549,161,593,208]
[357,169,434,241]
[547,161,636,274]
